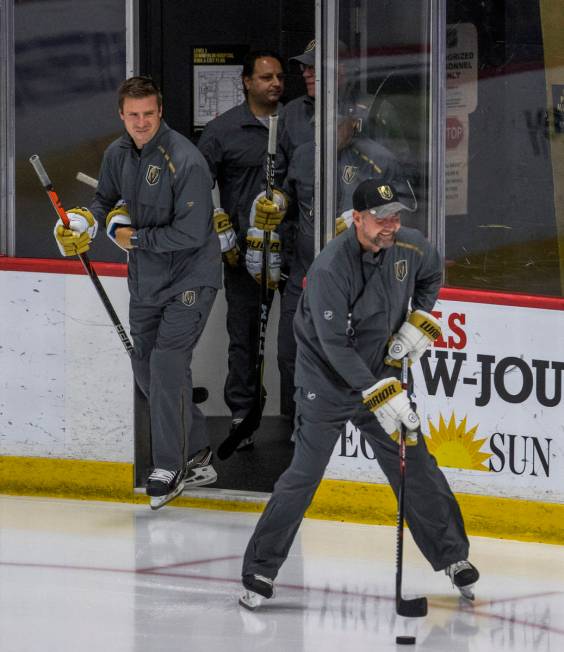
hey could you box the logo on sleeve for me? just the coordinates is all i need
[145,165,161,186]
[394,259,408,282]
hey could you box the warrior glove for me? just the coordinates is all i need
[335,209,354,236]
[213,208,239,267]
[386,310,442,368]
[53,207,97,257]
[105,200,131,251]
[245,227,281,290]
[250,189,288,231]
[362,377,420,445]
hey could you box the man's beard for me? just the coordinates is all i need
[370,233,396,249]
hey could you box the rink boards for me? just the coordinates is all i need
[0,261,563,543]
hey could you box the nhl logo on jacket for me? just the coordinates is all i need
[342,165,358,184]
[145,164,161,186]
[395,259,408,282]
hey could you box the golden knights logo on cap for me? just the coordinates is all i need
[378,185,394,201]
[146,164,161,186]
[395,259,408,282]
[342,165,358,184]
[304,39,316,52]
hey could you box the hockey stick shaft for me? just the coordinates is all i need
[76,171,99,189]
[395,355,427,617]
[30,155,134,356]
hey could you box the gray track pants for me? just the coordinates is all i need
[129,287,217,470]
[242,388,469,579]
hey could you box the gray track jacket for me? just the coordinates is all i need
[293,224,442,403]
[91,121,221,303]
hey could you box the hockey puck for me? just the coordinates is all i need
[396,636,416,645]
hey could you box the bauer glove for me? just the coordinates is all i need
[385,310,442,368]
[362,377,420,445]
[335,209,354,236]
[250,189,288,231]
[213,208,239,267]
[53,207,98,257]
[245,227,281,290]
[105,200,131,252]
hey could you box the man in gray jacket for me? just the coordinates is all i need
[198,51,285,448]
[53,76,222,509]
[239,178,479,609]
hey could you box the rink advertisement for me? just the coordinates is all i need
[326,290,564,503]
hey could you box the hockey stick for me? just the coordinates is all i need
[31,154,135,356]
[71,164,209,404]
[76,171,98,188]
[217,114,278,460]
[395,355,428,617]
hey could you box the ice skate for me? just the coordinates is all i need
[445,560,479,600]
[232,418,254,451]
[239,574,275,611]
[146,468,185,510]
[184,447,218,488]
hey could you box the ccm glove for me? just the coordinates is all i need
[362,377,420,445]
[335,209,354,236]
[385,310,442,368]
[105,200,131,251]
[250,189,288,231]
[53,207,98,257]
[213,208,239,267]
[245,227,281,290]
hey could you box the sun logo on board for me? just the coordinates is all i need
[425,413,491,471]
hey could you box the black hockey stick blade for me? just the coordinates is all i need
[216,389,266,460]
[397,596,428,618]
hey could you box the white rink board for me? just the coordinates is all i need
[325,297,564,503]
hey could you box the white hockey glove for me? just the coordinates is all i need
[53,207,98,257]
[335,209,354,236]
[362,377,420,445]
[245,227,281,290]
[213,208,239,267]
[385,310,442,368]
[250,189,288,231]
[105,200,131,252]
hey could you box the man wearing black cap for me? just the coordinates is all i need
[239,178,479,609]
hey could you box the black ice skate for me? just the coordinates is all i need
[146,468,185,510]
[445,560,480,600]
[232,418,254,452]
[239,574,275,610]
[184,447,218,488]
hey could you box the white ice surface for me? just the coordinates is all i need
[0,495,562,652]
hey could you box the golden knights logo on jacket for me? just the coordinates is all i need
[146,165,161,186]
[395,259,408,282]
[342,165,358,184]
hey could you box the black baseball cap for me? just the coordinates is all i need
[290,39,350,67]
[352,179,417,218]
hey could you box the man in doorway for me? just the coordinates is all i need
[198,50,286,450]
[277,101,401,426]
[52,76,222,509]
[239,178,479,608]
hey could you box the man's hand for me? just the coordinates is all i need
[106,200,131,251]
[53,207,98,257]
[213,208,239,267]
[245,227,281,289]
[362,377,420,445]
[335,209,354,236]
[250,189,288,231]
[385,310,442,368]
